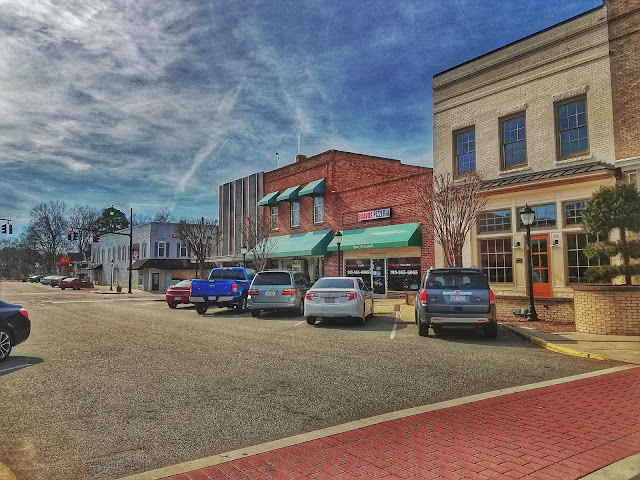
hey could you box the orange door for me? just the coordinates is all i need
[530,235,552,297]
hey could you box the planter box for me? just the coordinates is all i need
[573,285,640,335]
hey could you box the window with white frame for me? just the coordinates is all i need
[178,242,188,257]
[142,242,147,258]
[454,128,476,175]
[157,241,166,257]
[479,238,513,283]
[271,206,278,230]
[566,233,609,283]
[291,201,300,227]
[501,114,527,169]
[314,196,324,223]
[557,97,588,158]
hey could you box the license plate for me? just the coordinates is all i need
[208,296,216,300]
[449,295,466,303]
[325,297,335,303]
[178,297,185,301]
[265,291,276,296]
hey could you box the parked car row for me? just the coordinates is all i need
[0,300,30,361]
[29,274,93,290]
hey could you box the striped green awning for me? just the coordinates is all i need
[257,191,280,206]
[327,223,422,251]
[299,178,326,196]
[276,185,301,202]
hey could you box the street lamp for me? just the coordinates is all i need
[335,231,343,276]
[110,204,133,294]
[520,204,538,322]
[241,245,248,267]
[110,259,115,291]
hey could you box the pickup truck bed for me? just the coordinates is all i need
[189,267,255,315]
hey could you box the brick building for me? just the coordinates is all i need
[431,2,639,314]
[255,150,433,298]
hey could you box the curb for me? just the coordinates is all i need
[502,324,640,364]
[0,463,17,480]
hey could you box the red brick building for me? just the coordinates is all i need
[257,150,433,298]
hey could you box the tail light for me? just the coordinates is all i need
[305,292,318,301]
[489,289,495,305]
[248,289,259,296]
[419,288,428,306]
[189,283,193,295]
[282,288,296,296]
[19,308,29,319]
[341,292,358,301]
[232,283,238,293]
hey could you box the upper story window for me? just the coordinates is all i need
[564,200,586,226]
[557,97,588,158]
[178,242,188,257]
[454,128,476,175]
[501,115,527,169]
[624,169,639,189]
[291,201,300,227]
[156,241,166,257]
[478,209,511,233]
[518,203,556,230]
[314,196,324,223]
[142,242,147,258]
[271,206,278,230]
[117,246,121,261]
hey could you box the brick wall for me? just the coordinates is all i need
[606,0,640,160]
[573,285,640,335]
[495,294,575,324]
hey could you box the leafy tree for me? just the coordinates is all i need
[416,172,487,267]
[25,201,69,272]
[582,183,640,284]
[94,207,129,233]
[175,217,218,279]
[69,205,99,257]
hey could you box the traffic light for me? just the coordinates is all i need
[1,224,5,234]
[92,232,100,243]
[68,231,73,240]
[8,224,11,234]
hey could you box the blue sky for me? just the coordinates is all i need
[0,0,602,234]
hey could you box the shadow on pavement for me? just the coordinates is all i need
[0,356,44,376]
[312,314,397,332]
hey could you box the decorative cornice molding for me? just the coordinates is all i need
[499,166,531,175]
[555,154,593,165]
[497,103,528,118]
[552,85,590,102]
[451,119,475,131]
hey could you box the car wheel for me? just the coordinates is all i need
[60,287,65,290]
[195,304,208,315]
[306,316,316,325]
[483,323,498,339]
[168,302,178,309]
[358,306,366,326]
[418,320,429,337]
[236,295,248,312]
[298,301,305,317]
[250,309,260,318]
[0,328,12,361]
[73,284,80,290]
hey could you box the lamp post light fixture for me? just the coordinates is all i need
[334,230,343,276]
[519,204,539,322]
[241,245,248,268]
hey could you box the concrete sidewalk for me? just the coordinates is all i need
[120,366,640,480]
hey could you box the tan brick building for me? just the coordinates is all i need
[432,2,639,306]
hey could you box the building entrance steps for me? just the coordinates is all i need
[119,366,640,480]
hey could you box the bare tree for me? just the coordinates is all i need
[153,208,173,223]
[417,172,487,267]
[69,205,99,258]
[175,217,218,279]
[132,213,152,225]
[242,211,278,272]
[25,201,69,272]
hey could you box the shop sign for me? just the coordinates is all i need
[352,244,374,250]
[358,207,391,222]
[387,258,421,291]
[59,257,70,265]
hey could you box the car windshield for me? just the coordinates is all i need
[425,271,489,289]
[173,280,191,287]
[209,269,246,280]
[252,272,291,286]
[312,278,355,289]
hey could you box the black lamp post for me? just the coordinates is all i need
[241,245,248,268]
[110,205,133,294]
[109,259,114,291]
[520,204,539,322]
[335,231,343,276]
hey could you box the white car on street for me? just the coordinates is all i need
[304,277,374,326]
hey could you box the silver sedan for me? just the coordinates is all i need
[304,277,374,326]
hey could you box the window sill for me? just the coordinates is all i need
[499,166,530,175]
[555,154,592,165]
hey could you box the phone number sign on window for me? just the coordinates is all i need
[358,208,391,221]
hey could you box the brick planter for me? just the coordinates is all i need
[495,294,574,324]
[573,285,640,335]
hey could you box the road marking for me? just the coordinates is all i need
[0,364,33,373]
[294,320,305,326]
[390,322,398,340]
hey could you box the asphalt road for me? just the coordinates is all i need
[0,281,623,480]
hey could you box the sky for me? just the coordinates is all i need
[0,0,603,235]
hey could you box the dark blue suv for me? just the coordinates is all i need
[414,267,497,338]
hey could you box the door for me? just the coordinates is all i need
[152,272,160,291]
[530,235,552,297]
[372,259,386,296]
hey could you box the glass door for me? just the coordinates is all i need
[372,259,386,296]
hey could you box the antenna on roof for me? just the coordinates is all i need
[296,120,302,156]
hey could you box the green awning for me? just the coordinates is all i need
[327,222,422,252]
[255,229,333,258]
[276,185,301,202]
[257,191,280,206]
[299,178,326,196]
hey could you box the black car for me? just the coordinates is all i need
[414,267,497,338]
[0,300,31,361]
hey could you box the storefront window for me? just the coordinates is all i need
[479,238,513,283]
[345,259,372,289]
[386,258,421,291]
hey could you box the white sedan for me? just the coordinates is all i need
[304,277,374,326]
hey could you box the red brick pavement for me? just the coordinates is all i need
[162,367,640,480]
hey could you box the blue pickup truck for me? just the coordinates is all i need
[189,267,256,315]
